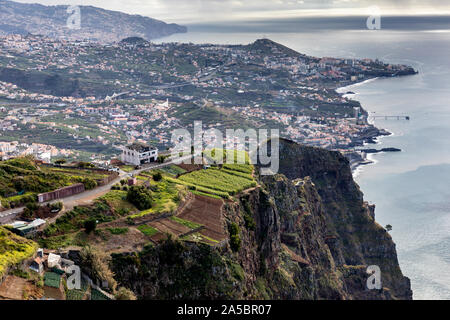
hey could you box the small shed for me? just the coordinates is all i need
[128,177,137,186]
[30,257,44,274]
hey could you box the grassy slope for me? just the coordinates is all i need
[0,227,37,277]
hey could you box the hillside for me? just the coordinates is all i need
[0,0,186,42]
[0,226,37,277]
[110,139,412,300]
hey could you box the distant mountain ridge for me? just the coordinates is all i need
[0,0,187,42]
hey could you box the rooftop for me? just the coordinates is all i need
[125,142,156,153]
[44,272,62,288]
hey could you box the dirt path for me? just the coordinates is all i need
[0,276,27,300]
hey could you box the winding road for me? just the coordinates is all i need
[0,155,193,225]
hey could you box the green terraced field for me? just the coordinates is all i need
[166,163,256,198]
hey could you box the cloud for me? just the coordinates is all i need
[11,0,450,22]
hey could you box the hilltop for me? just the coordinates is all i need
[0,0,186,42]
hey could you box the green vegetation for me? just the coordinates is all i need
[0,227,37,277]
[170,216,202,230]
[99,190,137,216]
[43,202,113,237]
[157,165,186,176]
[0,157,106,208]
[120,165,135,173]
[107,228,129,235]
[126,186,153,211]
[84,219,97,234]
[165,177,230,199]
[137,225,159,237]
[165,161,256,199]
[223,163,253,174]
[130,180,184,219]
[229,223,241,252]
[152,172,163,182]
[66,278,89,300]
[38,232,88,250]
[190,190,222,199]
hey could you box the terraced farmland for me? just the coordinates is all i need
[166,164,256,199]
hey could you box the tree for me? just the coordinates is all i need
[80,246,117,291]
[152,172,162,182]
[126,186,153,210]
[84,219,97,234]
[22,202,40,219]
[385,224,393,232]
[55,159,67,165]
[78,162,95,169]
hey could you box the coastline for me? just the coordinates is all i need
[335,78,395,177]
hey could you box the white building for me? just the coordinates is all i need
[121,142,158,166]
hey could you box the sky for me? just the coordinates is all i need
[12,0,450,23]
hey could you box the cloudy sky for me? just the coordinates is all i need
[13,0,450,23]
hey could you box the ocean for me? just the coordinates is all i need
[156,16,450,300]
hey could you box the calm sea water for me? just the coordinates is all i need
[157,19,450,299]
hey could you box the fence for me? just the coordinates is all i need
[97,172,119,186]
[38,183,85,203]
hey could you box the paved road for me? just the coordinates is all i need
[0,155,194,225]
[0,171,127,225]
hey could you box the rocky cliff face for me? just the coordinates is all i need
[111,139,412,300]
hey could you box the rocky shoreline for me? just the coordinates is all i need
[335,79,399,174]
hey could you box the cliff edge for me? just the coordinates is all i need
[111,139,412,300]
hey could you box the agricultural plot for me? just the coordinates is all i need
[157,165,187,177]
[166,163,256,199]
[129,180,185,219]
[178,194,226,243]
[98,191,138,216]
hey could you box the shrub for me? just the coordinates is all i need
[50,202,63,211]
[115,287,137,300]
[126,186,153,210]
[82,178,97,190]
[229,222,241,252]
[54,159,67,165]
[243,212,256,231]
[107,228,129,235]
[84,219,97,234]
[78,162,95,169]
[80,246,117,291]
[111,184,121,190]
[152,172,163,182]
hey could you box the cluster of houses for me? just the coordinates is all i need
[6,219,47,237]
[29,249,114,301]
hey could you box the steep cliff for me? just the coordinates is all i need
[111,139,412,300]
